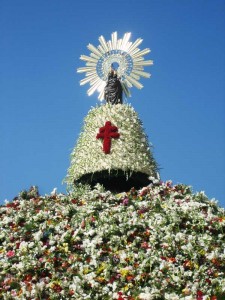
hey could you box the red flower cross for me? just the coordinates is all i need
[96,121,120,154]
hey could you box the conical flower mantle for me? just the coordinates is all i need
[65,104,158,192]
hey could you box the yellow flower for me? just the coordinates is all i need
[120,268,130,277]
[182,287,191,295]
[50,280,61,288]
[95,276,105,283]
[44,250,50,256]
[199,249,205,256]
[123,283,133,291]
[63,243,69,252]
[194,263,199,269]
[96,263,106,275]
[59,243,69,253]
[83,268,90,274]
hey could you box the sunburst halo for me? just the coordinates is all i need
[77,32,153,100]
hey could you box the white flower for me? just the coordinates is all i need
[51,187,57,195]
[206,250,218,260]
[19,241,28,252]
[139,293,153,300]
[33,231,42,241]
[164,293,179,300]
[36,281,45,291]
[175,232,185,241]
[28,242,34,248]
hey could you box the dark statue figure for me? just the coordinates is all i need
[104,68,123,104]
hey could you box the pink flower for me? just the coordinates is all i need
[141,241,149,249]
[122,198,129,205]
[81,219,86,229]
[6,250,15,258]
[11,290,17,297]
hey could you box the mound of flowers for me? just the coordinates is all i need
[0,182,225,299]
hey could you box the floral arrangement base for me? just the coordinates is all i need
[0,182,225,300]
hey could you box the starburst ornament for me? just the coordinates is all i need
[77,32,153,100]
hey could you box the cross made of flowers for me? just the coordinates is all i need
[96,121,120,154]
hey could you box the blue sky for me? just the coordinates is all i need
[0,0,225,207]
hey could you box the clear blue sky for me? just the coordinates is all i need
[0,0,225,207]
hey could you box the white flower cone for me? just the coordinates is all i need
[65,104,158,190]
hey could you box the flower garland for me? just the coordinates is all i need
[0,182,225,299]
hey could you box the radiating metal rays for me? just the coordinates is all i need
[77,32,153,100]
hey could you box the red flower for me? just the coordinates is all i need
[69,290,74,295]
[197,290,203,300]
[71,199,77,204]
[6,250,15,258]
[23,274,33,282]
[118,292,125,300]
[52,284,62,293]
[90,216,96,222]
[109,276,116,283]
[167,257,176,263]
[126,275,134,281]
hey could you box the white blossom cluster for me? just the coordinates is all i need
[65,104,157,185]
[0,182,225,299]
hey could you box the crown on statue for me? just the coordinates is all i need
[77,32,153,100]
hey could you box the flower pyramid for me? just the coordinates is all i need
[0,183,225,299]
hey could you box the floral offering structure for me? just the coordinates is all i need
[1,32,224,300]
